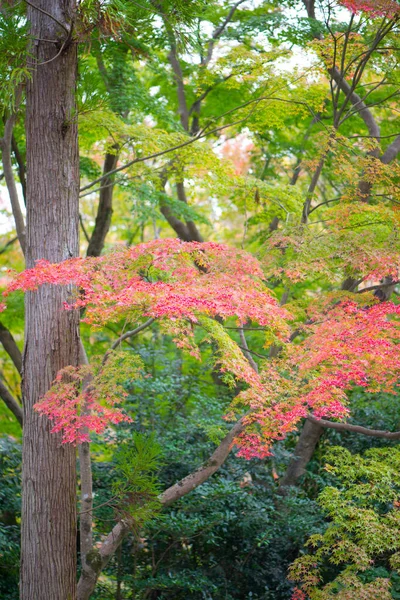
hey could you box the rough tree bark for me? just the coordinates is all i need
[21,1,80,599]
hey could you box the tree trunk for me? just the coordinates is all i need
[279,418,324,489]
[21,2,80,599]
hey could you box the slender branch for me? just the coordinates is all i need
[161,418,245,505]
[79,174,128,199]
[238,330,259,371]
[78,342,94,574]
[102,318,155,365]
[79,95,322,194]
[357,281,399,294]
[11,135,26,204]
[307,196,341,215]
[24,0,70,35]
[0,376,23,425]
[0,86,26,255]
[79,214,90,244]
[308,414,400,439]
[203,0,247,66]
[212,0,246,40]
[86,150,119,257]
[0,236,18,255]
[0,321,22,374]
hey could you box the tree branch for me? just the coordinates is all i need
[176,181,203,242]
[381,133,400,164]
[86,150,119,257]
[239,328,259,373]
[205,0,247,65]
[78,342,94,576]
[102,318,155,365]
[308,414,400,439]
[161,418,245,506]
[0,87,26,255]
[23,0,71,35]
[11,134,26,205]
[79,95,321,194]
[0,321,22,374]
[77,416,245,600]
[0,236,18,255]
[0,376,23,425]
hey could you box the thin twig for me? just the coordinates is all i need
[24,0,70,35]
[102,318,155,365]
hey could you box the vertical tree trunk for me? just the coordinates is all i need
[21,2,80,599]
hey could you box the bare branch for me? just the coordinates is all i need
[381,133,400,164]
[0,87,26,255]
[239,328,258,372]
[203,0,247,65]
[23,0,70,35]
[308,414,400,439]
[0,376,23,425]
[79,214,90,244]
[0,236,18,255]
[331,68,381,139]
[0,322,22,374]
[86,151,119,257]
[102,318,155,366]
[77,415,246,599]
[78,342,94,574]
[161,418,245,506]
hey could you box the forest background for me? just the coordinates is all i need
[1,0,400,598]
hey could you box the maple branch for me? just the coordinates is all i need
[204,0,247,65]
[302,0,382,141]
[308,414,400,439]
[11,134,26,204]
[78,342,94,576]
[102,318,155,366]
[0,86,26,255]
[0,375,23,425]
[161,418,245,505]
[79,214,90,244]
[77,417,245,600]
[356,281,399,294]
[239,328,259,373]
[381,133,400,164]
[176,181,203,242]
[79,95,322,194]
[334,19,396,130]
[86,150,119,257]
[0,236,18,255]
[0,322,22,374]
